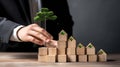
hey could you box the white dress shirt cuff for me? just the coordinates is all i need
[10,25,24,42]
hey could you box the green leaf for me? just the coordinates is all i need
[41,8,49,12]
[88,45,92,48]
[48,15,57,20]
[34,16,40,21]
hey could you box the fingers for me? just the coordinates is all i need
[28,30,49,42]
[31,24,53,40]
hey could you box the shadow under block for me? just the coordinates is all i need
[98,55,107,62]
[58,41,67,48]
[76,47,85,55]
[57,55,67,62]
[38,55,47,62]
[67,55,76,62]
[78,55,87,62]
[57,48,66,55]
[47,55,56,63]
[67,48,76,55]
[48,48,57,55]
[38,47,47,56]
[86,48,95,55]
[88,55,97,62]
[68,37,76,48]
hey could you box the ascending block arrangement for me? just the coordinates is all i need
[57,48,66,55]
[48,48,57,55]
[57,41,67,48]
[86,43,95,55]
[38,55,47,62]
[68,36,76,48]
[57,55,67,62]
[98,49,107,62]
[47,55,56,63]
[67,55,76,62]
[78,55,87,62]
[88,55,97,62]
[67,48,76,55]
[77,43,85,55]
[59,30,68,41]
[38,47,48,56]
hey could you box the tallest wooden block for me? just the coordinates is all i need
[59,30,68,41]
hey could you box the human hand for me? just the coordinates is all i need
[17,23,53,46]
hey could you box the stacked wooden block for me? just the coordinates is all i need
[67,36,76,62]
[38,29,107,63]
[57,30,67,62]
[38,47,57,63]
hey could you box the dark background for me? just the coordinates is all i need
[68,0,120,53]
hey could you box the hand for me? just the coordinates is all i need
[17,23,53,46]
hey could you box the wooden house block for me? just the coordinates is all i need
[57,48,66,55]
[38,55,47,62]
[78,55,87,62]
[48,48,57,55]
[59,30,68,41]
[47,55,56,63]
[68,36,76,48]
[77,43,85,55]
[86,43,95,55]
[98,49,107,62]
[67,55,76,62]
[58,41,67,48]
[67,48,76,55]
[57,55,67,62]
[38,47,48,56]
[88,55,97,62]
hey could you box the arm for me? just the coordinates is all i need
[0,17,20,43]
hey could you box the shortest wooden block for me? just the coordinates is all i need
[48,48,57,55]
[98,49,107,62]
[88,55,97,62]
[78,55,87,62]
[47,55,56,63]
[57,55,67,63]
[67,48,76,55]
[57,48,66,55]
[67,55,76,62]
[38,55,47,62]
[38,47,47,56]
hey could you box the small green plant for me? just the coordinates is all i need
[34,8,57,29]
[78,43,84,48]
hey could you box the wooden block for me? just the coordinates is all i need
[78,55,87,62]
[59,30,68,41]
[38,55,47,62]
[57,55,67,62]
[67,55,76,62]
[47,55,56,63]
[88,55,97,62]
[98,49,107,62]
[77,47,85,55]
[57,48,66,55]
[68,36,76,48]
[86,43,95,55]
[38,47,47,56]
[58,41,67,48]
[48,48,57,55]
[67,48,76,55]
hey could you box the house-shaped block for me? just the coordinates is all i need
[77,43,85,55]
[98,49,107,62]
[86,43,95,55]
[58,30,68,41]
[68,36,76,48]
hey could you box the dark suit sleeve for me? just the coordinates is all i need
[0,17,21,43]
